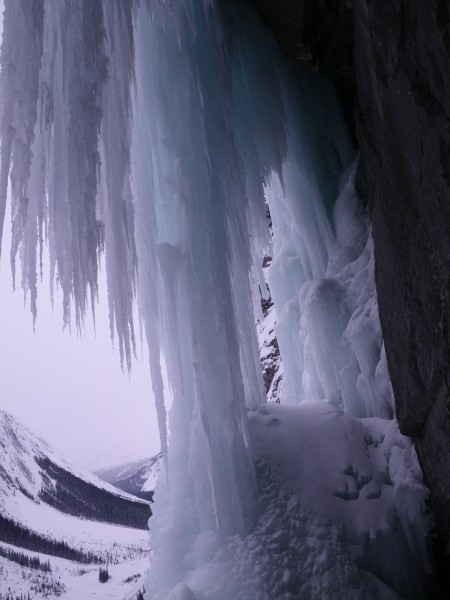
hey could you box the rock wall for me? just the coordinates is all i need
[247,0,450,585]
[353,4,450,578]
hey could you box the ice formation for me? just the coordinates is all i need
[0,1,435,598]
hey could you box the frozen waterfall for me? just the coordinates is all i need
[0,1,435,598]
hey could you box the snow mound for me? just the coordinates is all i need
[249,402,427,533]
[148,402,434,600]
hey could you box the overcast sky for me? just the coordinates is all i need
[0,237,161,469]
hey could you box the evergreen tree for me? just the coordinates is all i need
[99,566,110,583]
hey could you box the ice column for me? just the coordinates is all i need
[130,5,269,591]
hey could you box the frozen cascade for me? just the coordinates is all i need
[266,161,395,418]
[0,1,435,598]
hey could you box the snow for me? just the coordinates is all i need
[257,305,283,403]
[266,161,393,419]
[143,402,430,599]
[0,544,150,600]
[258,307,277,361]
[57,557,149,600]
[0,553,64,599]
[249,402,428,536]
[94,454,162,495]
[96,458,152,485]
[0,408,151,598]
[3,490,148,553]
[0,409,148,507]
[142,457,162,493]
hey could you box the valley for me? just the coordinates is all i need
[0,410,151,599]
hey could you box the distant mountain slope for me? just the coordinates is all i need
[95,453,162,501]
[0,409,151,530]
[0,409,152,597]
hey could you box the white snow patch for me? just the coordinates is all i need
[248,401,428,534]
[0,548,150,600]
[145,402,432,599]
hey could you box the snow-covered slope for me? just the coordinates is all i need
[0,408,151,529]
[0,549,149,600]
[0,409,152,598]
[95,453,162,501]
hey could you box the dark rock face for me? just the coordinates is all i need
[247,0,450,583]
[246,0,356,132]
[353,3,450,572]
[246,0,353,84]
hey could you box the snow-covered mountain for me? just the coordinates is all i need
[0,408,151,598]
[0,408,151,530]
[95,454,162,502]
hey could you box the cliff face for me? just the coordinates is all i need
[247,0,450,576]
[353,4,450,569]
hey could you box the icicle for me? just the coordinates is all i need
[99,0,137,370]
[0,0,44,283]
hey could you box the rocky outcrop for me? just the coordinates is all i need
[247,0,450,584]
[257,254,283,404]
[257,303,283,404]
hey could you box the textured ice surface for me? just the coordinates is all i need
[266,162,394,419]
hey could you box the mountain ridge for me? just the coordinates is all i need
[95,453,162,502]
[0,408,151,530]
